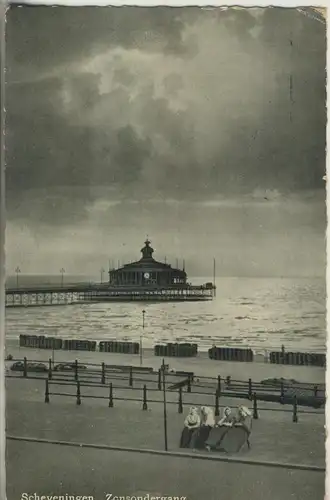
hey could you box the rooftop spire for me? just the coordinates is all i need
[141,238,154,260]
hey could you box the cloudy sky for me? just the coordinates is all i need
[5,6,326,278]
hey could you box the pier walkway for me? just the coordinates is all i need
[5,282,214,307]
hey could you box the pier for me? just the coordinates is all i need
[5,283,214,307]
[6,238,215,307]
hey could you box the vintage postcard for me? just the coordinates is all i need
[2,5,327,500]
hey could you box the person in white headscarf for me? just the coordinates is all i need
[235,406,252,431]
[190,406,215,450]
[180,407,200,448]
[201,406,216,427]
[233,405,252,449]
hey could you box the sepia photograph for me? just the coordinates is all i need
[4,5,327,500]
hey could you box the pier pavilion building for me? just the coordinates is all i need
[108,239,187,287]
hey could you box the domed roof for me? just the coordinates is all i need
[111,239,186,275]
[140,239,154,260]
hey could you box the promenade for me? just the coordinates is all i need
[6,439,324,500]
[6,342,325,500]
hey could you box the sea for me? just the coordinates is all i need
[5,275,326,354]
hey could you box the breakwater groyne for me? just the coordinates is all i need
[18,334,326,367]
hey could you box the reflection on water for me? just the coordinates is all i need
[5,277,325,353]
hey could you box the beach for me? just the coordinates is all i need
[5,338,326,384]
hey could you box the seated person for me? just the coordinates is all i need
[180,406,200,448]
[234,406,252,431]
[233,405,252,448]
[218,405,252,453]
[218,406,235,427]
[205,407,235,451]
[190,406,215,450]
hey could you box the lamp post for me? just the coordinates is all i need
[60,268,65,288]
[100,267,105,284]
[162,358,168,451]
[140,309,146,366]
[15,266,21,289]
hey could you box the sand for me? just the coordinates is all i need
[5,338,325,384]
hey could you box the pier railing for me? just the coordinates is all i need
[5,282,214,307]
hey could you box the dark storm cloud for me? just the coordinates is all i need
[5,6,326,226]
[6,5,188,80]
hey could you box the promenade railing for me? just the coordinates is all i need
[6,356,325,420]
